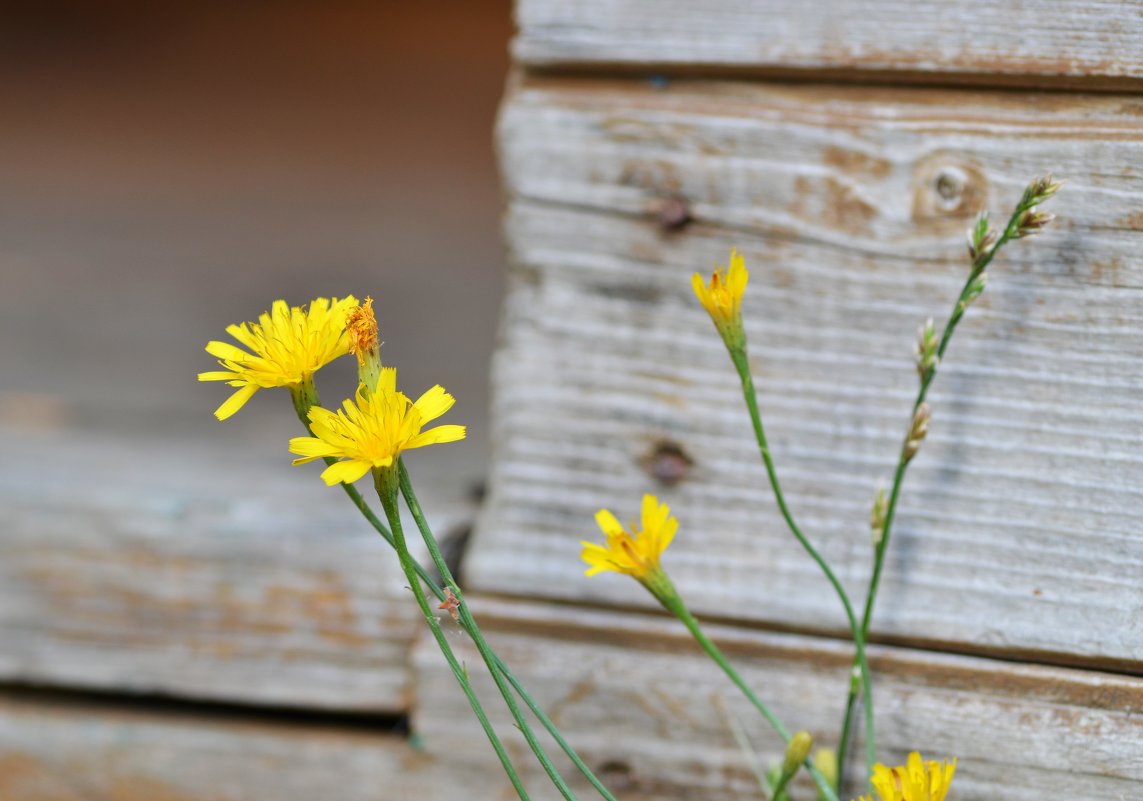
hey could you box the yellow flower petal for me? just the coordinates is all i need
[407,424,467,450]
[319,459,373,486]
[288,435,340,464]
[213,384,260,421]
[205,340,254,363]
[594,509,624,538]
[412,385,456,423]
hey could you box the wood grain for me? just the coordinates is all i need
[514,0,1143,88]
[414,597,1143,801]
[0,691,478,801]
[470,75,1143,668]
[0,426,474,712]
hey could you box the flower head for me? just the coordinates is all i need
[199,296,358,420]
[854,752,957,801]
[346,296,379,364]
[346,296,383,393]
[288,367,465,485]
[692,248,749,349]
[581,494,677,585]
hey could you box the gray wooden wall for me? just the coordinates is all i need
[4,2,1142,800]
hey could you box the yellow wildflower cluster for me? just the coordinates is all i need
[201,296,464,481]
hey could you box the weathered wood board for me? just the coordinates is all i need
[0,426,475,712]
[414,598,1143,801]
[467,75,1143,669]
[0,691,480,801]
[515,0,1143,87]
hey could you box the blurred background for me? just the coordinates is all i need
[0,0,511,496]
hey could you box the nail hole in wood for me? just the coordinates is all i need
[596,760,636,791]
[643,440,694,486]
[656,194,691,231]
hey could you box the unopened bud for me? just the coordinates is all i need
[903,403,931,462]
[870,484,888,546]
[914,318,939,379]
[782,731,814,778]
[813,748,838,798]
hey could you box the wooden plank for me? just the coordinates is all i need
[514,0,1143,88]
[0,426,474,712]
[0,692,482,801]
[413,597,1143,800]
[470,75,1143,667]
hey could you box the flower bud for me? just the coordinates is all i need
[1014,207,1057,238]
[812,748,838,799]
[914,318,939,380]
[1022,174,1062,207]
[782,731,814,778]
[903,403,931,463]
[870,484,888,547]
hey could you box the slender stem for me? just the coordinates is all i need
[729,348,876,785]
[375,469,531,801]
[398,461,580,801]
[662,594,840,801]
[494,658,621,801]
[293,392,616,800]
[770,771,795,801]
[835,198,1035,788]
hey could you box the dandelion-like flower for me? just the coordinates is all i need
[854,752,957,801]
[288,367,465,486]
[692,248,749,349]
[581,494,677,590]
[199,296,358,420]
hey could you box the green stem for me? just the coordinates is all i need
[769,771,795,801]
[397,460,580,801]
[729,348,876,785]
[835,196,1036,789]
[374,468,531,801]
[661,592,840,801]
[291,392,617,801]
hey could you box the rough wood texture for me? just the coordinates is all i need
[469,75,1143,669]
[415,597,1143,801]
[0,692,477,801]
[0,427,473,712]
[515,0,1143,87]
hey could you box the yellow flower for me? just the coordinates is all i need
[854,752,957,801]
[581,494,678,582]
[199,296,358,420]
[288,367,466,485]
[692,248,749,348]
